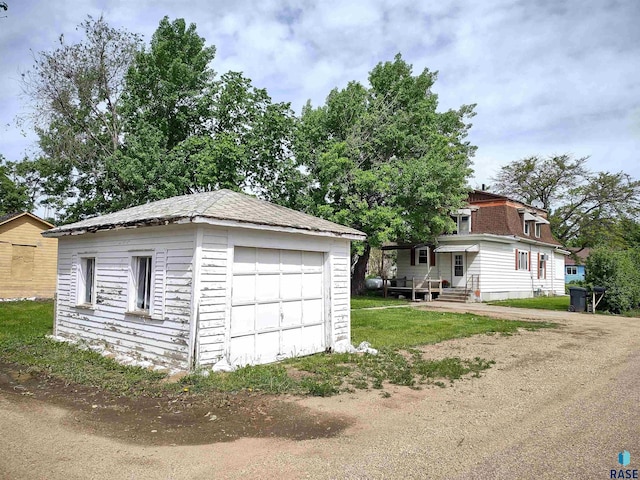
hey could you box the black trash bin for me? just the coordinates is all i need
[568,286,587,312]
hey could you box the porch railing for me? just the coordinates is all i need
[465,274,480,299]
[382,276,443,301]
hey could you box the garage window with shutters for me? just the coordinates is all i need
[127,251,164,318]
[230,247,326,366]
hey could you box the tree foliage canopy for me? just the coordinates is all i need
[295,54,476,293]
[0,156,32,215]
[492,155,640,249]
[18,16,298,222]
[585,247,640,313]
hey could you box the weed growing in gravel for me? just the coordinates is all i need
[285,349,496,394]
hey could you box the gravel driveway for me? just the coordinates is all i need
[1,303,638,479]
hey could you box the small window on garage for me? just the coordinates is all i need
[79,257,96,305]
[131,256,153,312]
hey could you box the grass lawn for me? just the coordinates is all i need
[351,308,553,348]
[0,300,555,397]
[487,296,569,311]
[351,295,409,309]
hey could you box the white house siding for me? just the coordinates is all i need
[196,226,229,366]
[552,251,566,296]
[394,240,565,301]
[395,249,437,283]
[477,241,564,301]
[54,224,196,369]
[330,238,351,345]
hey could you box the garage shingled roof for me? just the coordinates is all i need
[43,189,366,239]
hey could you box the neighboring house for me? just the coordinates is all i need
[392,190,568,301]
[565,248,590,283]
[0,212,57,300]
[42,190,366,371]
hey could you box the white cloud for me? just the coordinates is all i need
[0,0,638,188]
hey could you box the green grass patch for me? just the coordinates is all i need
[0,300,166,395]
[350,295,410,309]
[351,307,553,348]
[286,349,496,392]
[0,300,554,398]
[487,295,569,311]
[0,300,53,342]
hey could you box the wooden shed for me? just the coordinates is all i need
[0,212,58,300]
[43,190,365,371]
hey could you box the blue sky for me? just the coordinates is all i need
[1,0,639,188]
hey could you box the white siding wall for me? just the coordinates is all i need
[552,251,566,296]
[478,241,565,300]
[197,227,229,365]
[55,224,196,369]
[330,238,351,344]
[395,249,436,282]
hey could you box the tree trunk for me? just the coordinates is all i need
[351,243,371,296]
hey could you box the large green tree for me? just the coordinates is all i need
[0,156,32,214]
[491,155,640,249]
[295,54,476,294]
[106,17,300,211]
[18,16,299,220]
[19,16,142,219]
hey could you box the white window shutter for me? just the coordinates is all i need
[152,249,166,320]
[69,254,78,306]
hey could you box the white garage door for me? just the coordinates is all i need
[230,246,326,366]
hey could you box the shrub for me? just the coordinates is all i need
[585,248,640,313]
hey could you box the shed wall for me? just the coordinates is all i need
[0,216,58,299]
[54,224,196,369]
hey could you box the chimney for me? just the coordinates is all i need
[481,183,486,191]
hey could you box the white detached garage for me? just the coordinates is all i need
[43,190,365,371]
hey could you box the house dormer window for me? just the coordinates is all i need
[535,223,541,238]
[524,221,530,236]
[451,214,471,235]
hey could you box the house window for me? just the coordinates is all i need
[418,249,428,264]
[459,216,470,234]
[524,221,531,236]
[535,223,541,238]
[133,256,153,312]
[566,266,577,275]
[517,251,529,270]
[451,215,471,235]
[454,254,464,276]
[80,257,96,305]
[538,254,546,279]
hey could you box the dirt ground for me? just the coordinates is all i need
[1,303,639,479]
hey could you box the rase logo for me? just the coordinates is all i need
[611,451,638,479]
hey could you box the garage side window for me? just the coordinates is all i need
[132,256,153,312]
[79,257,96,306]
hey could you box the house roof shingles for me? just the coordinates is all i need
[470,204,561,246]
[44,189,366,239]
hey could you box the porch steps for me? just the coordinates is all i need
[436,288,472,303]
